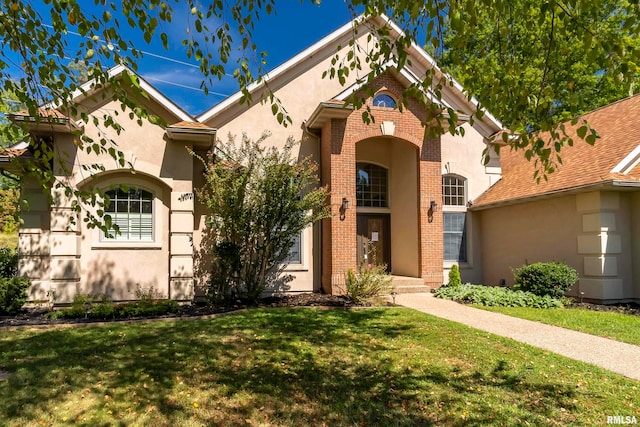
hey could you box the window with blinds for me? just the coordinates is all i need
[103,187,154,241]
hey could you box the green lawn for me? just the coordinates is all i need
[478,305,640,346]
[1,308,638,426]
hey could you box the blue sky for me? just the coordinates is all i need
[72,1,357,116]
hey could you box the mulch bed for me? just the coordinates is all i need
[0,293,358,328]
[1,294,638,328]
[568,301,640,316]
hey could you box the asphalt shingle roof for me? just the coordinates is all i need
[473,94,640,208]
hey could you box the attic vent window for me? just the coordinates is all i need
[373,93,397,109]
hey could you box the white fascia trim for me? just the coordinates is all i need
[196,18,361,123]
[377,14,503,131]
[333,61,452,110]
[51,64,193,123]
[611,144,640,174]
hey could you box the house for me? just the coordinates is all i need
[4,14,504,304]
[473,94,640,303]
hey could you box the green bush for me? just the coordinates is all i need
[345,263,393,304]
[434,283,563,308]
[447,264,462,287]
[47,294,179,320]
[513,262,578,299]
[0,247,18,278]
[0,277,29,314]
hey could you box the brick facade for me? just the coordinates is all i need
[321,73,444,294]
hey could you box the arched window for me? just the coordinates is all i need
[442,174,467,206]
[373,93,397,109]
[103,187,154,241]
[356,163,388,207]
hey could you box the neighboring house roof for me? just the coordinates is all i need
[196,14,503,138]
[473,94,640,209]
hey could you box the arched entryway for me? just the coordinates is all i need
[356,137,420,277]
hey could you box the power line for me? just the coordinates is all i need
[40,23,237,78]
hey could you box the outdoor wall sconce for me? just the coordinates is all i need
[339,197,349,221]
[428,200,438,223]
[341,197,350,210]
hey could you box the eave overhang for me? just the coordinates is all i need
[306,101,355,130]
[166,125,217,149]
[8,113,80,134]
[470,179,640,211]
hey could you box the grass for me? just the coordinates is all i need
[0,308,638,426]
[0,232,17,249]
[478,305,640,346]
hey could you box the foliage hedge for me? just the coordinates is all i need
[0,277,30,314]
[434,284,563,308]
[47,294,179,320]
[0,247,29,314]
[0,247,18,278]
[513,262,578,299]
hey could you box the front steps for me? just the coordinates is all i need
[391,276,432,294]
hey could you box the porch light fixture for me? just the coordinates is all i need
[430,200,438,212]
[339,197,349,221]
[341,197,350,210]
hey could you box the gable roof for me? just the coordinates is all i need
[196,14,503,138]
[473,94,640,209]
[59,64,194,123]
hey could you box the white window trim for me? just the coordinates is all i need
[91,179,164,250]
[442,174,472,267]
[443,212,474,269]
[282,225,311,272]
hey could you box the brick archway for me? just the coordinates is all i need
[320,91,443,294]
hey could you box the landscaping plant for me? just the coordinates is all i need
[434,283,563,308]
[0,247,29,314]
[447,264,462,287]
[195,133,329,302]
[345,263,393,304]
[513,262,578,299]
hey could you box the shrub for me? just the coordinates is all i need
[513,262,578,299]
[46,293,179,320]
[434,283,563,308]
[447,264,462,287]
[0,247,18,278]
[195,134,330,303]
[345,263,393,304]
[0,277,29,314]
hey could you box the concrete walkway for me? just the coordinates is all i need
[394,292,640,381]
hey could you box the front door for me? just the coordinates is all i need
[356,213,391,270]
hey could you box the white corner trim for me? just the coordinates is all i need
[611,144,640,174]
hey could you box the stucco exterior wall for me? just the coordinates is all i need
[479,195,583,290]
[24,94,198,303]
[441,123,498,284]
[479,190,639,302]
